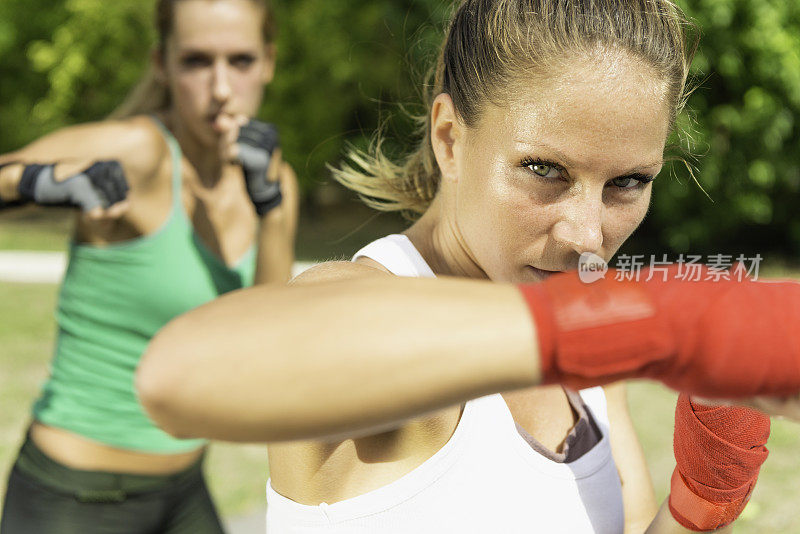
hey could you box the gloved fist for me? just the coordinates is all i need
[15,160,129,212]
[669,394,770,531]
[236,120,282,216]
[518,265,800,399]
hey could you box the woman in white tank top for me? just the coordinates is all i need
[135,1,788,533]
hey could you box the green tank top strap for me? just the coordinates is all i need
[149,116,183,212]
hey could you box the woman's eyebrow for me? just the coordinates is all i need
[624,159,665,174]
[513,141,576,168]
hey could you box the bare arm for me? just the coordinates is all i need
[253,158,299,284]
[136,262,541,442]
[604,382,660,533]
[1,116,163,167]
[0,116,164,212]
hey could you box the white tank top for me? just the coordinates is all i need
[266,235,625,533]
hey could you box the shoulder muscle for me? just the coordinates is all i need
[290,260,392,286]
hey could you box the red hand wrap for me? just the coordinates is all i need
[517,265,800,397]
[668,394,770,531]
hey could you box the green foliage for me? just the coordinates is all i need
[638,0,800,256]
[1,0,798,256]
[259,0,447,191]
[0,0,152,147]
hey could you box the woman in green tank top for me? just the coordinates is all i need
[0,1,298,532]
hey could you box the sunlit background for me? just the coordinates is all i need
[1,0,798,531]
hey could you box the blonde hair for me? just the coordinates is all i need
[111,0,275,119]
[334,0,699,218]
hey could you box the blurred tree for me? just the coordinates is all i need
[639,0,800,256]
[0,0,798,257]
[0,0,152,148]
[260,0,447,198]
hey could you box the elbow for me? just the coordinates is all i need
[135,327,198,440]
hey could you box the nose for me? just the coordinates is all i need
[550,189,604,255]
[211,60,232,103]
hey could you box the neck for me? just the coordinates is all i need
[165,110,226,188]
[403,196,488,280]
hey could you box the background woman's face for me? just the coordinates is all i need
[452,51,672,283]
[162,0,273,145]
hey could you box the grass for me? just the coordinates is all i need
[2,211,799,530]
[0,208,73,252]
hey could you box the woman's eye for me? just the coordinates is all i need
[231,55,256,69]
[525,162,561,179]
[610,175,653,189]
[611,177,637,188]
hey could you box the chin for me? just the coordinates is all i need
[195,122,222,147]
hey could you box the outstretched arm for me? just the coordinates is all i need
[136,262,542,442]
[0,117,165,220]
[136,265,800,444]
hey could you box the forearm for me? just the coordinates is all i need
[137,275,541,442]
[253,163,299,285]
[604,383,660,534]
[645,501,733,534]
[1,117,162,207]
[253,204,295,284]
[0,161,23,200]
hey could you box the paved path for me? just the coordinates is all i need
[225,510,266,534]
[0,251,316,283]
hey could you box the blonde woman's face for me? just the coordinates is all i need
[447,52,671,283]
[161,0,273,146]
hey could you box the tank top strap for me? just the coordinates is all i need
[352,234,436,278]
[149,116,183,212]
[577,386,610,430]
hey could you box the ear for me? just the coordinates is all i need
[430,93,464,184]
[261,43,276,85]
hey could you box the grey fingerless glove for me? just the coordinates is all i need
[16,160,129,211]
[236,120,282,216]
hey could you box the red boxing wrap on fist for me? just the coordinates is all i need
[669,394,770,531]
[518,265,800,397]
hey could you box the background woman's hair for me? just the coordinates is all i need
[333,0,700,218]
[110,0,275,119]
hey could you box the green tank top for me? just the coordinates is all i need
[32,119,256,453]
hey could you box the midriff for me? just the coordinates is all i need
[30,421,203,475]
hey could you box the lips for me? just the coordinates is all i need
[526,266,561,279]
[207,111,235,133]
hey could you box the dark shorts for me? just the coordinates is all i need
[0,435,225,534]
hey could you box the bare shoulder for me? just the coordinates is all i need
[290,260,393,286]
[75,115,169,184]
